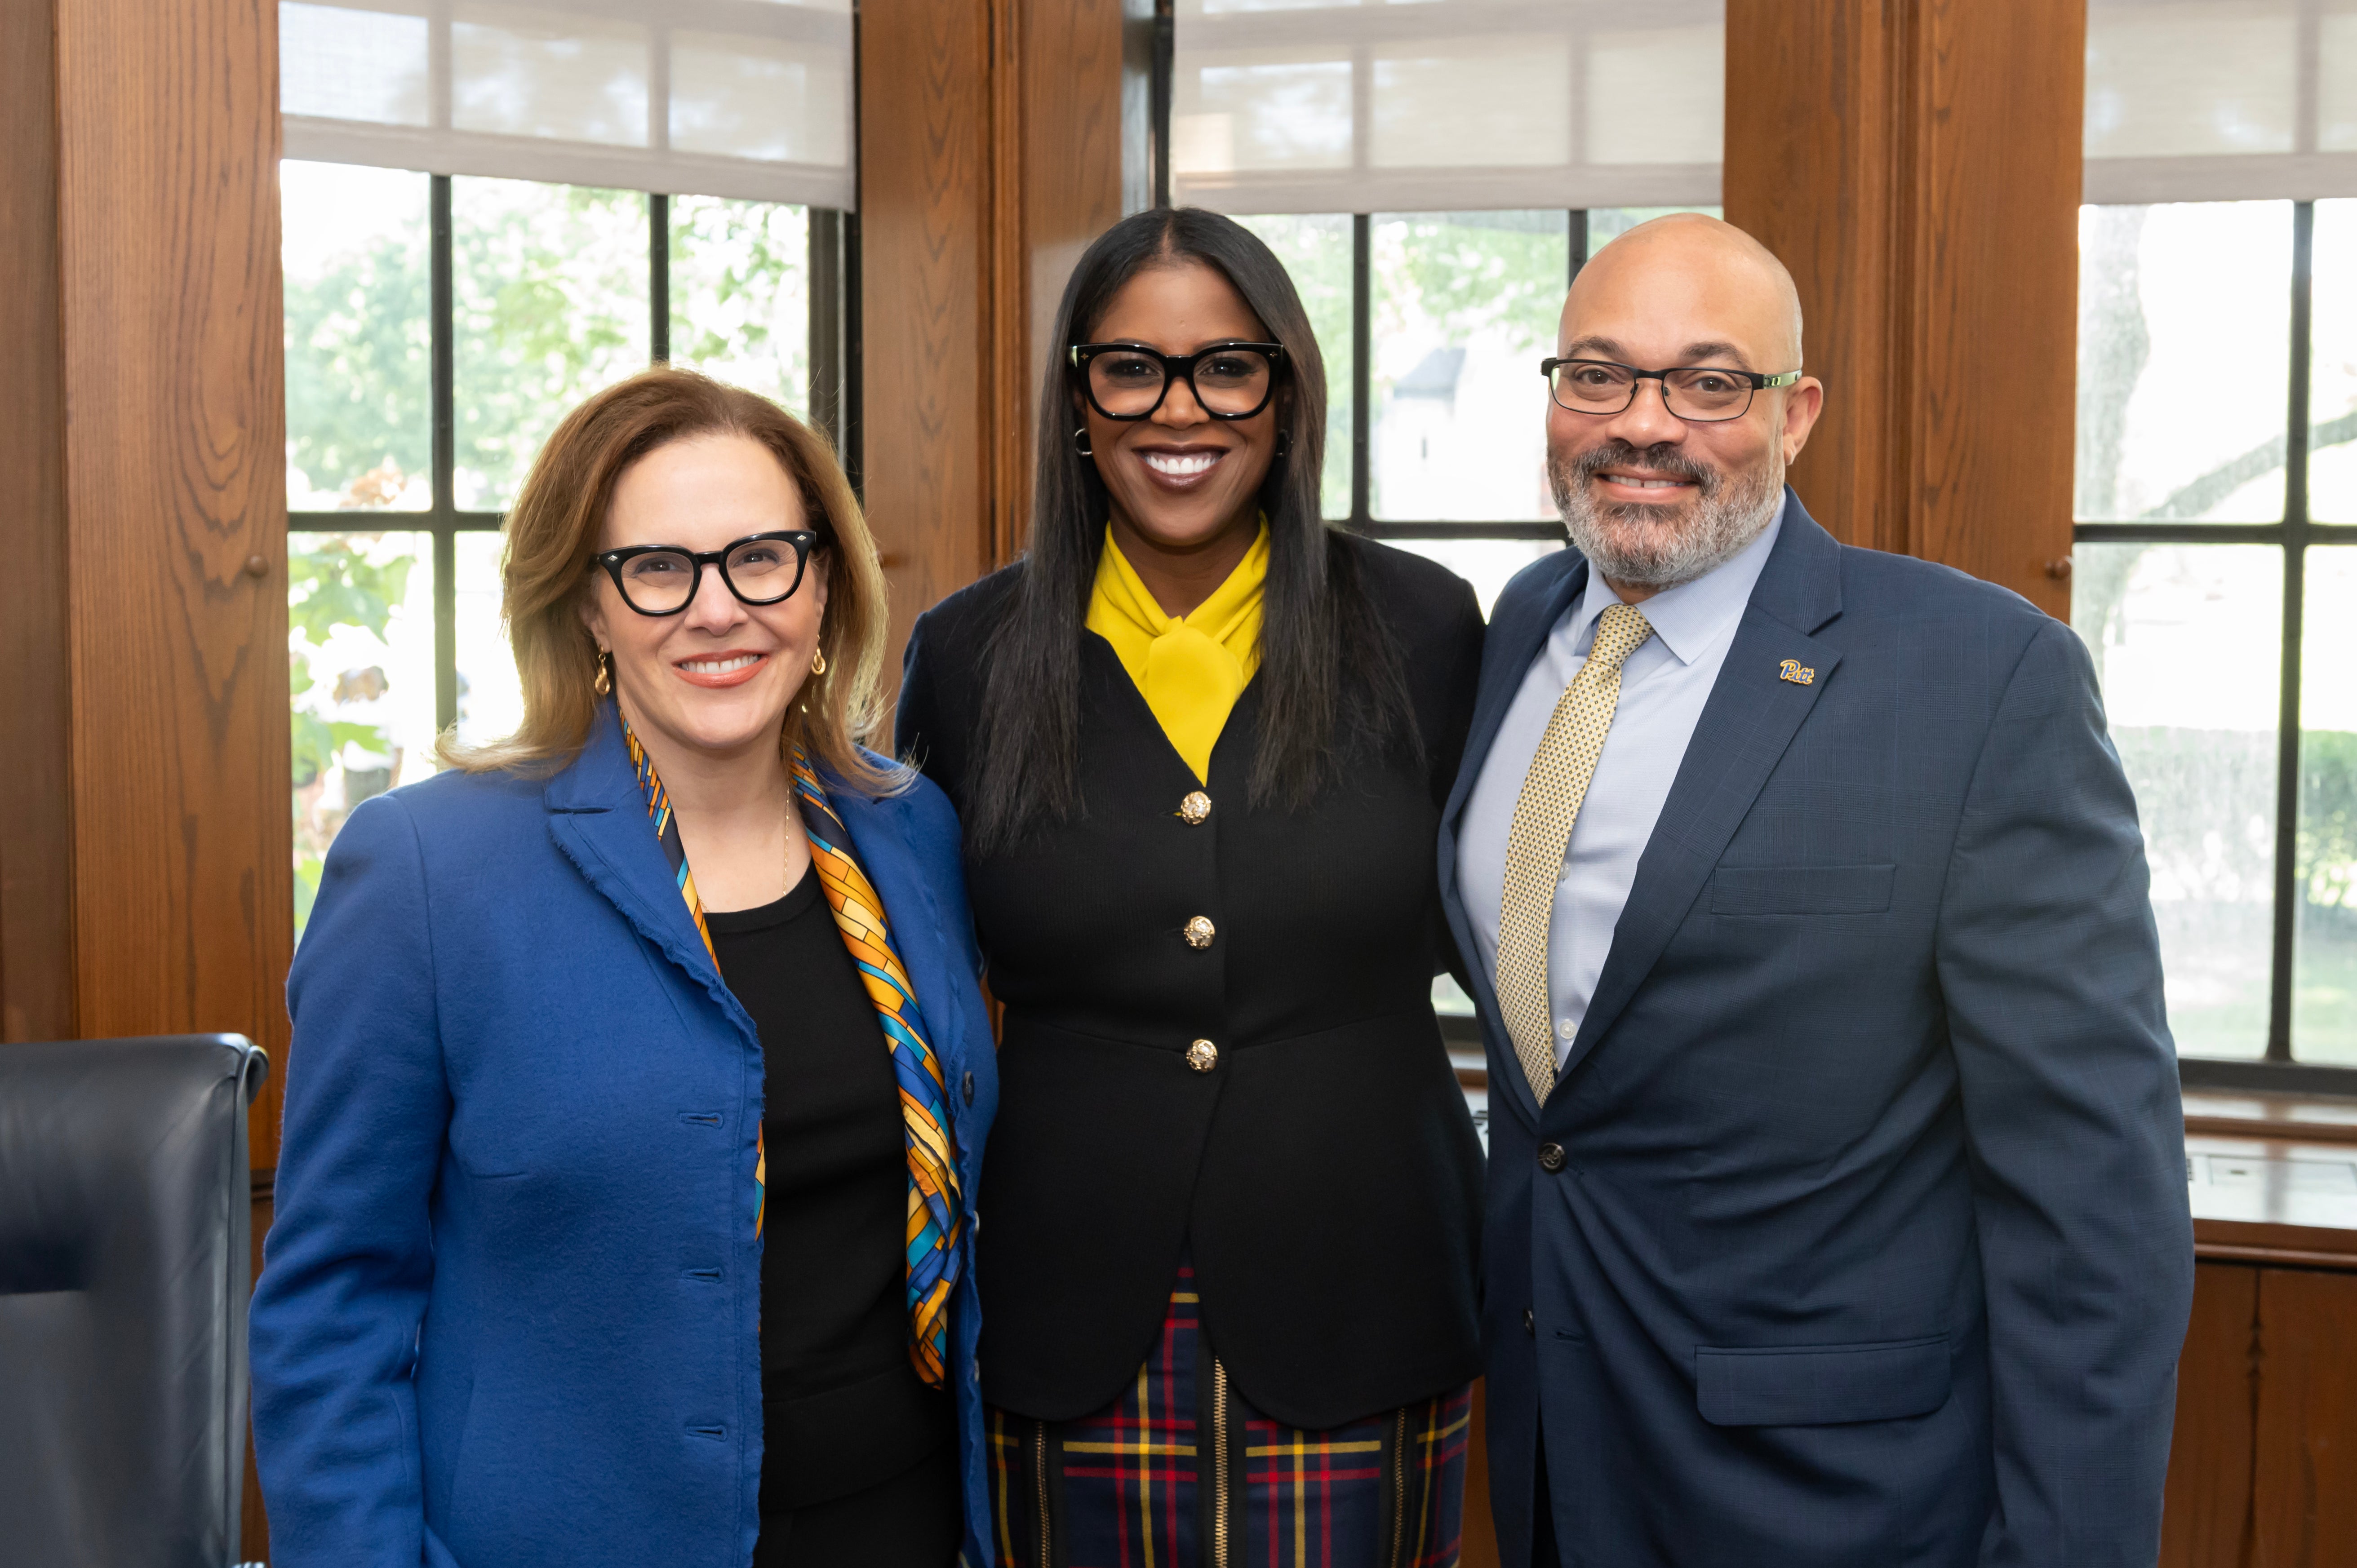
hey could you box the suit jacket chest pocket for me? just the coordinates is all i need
[1708,864,1894,917]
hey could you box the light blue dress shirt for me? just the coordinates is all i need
[1457,514,1782,1070]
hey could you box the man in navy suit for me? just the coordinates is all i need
[1442,214,2193,1567]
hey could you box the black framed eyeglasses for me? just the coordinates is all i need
[1540,357,1802,422]
[1070,340,1286,421]
[591,530,819,616]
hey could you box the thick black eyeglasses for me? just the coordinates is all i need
[592,530,818,617]
[1540,357,1802,422]
[1070,341,1286,421]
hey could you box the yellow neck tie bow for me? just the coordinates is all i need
[1085,521,1269,782]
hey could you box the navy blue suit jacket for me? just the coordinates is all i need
[1439,494,2193,1568]
[251,705,1001,1568]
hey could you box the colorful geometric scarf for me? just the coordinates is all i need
[624,714,967,1386]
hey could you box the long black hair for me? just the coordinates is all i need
[963,207,1419,855]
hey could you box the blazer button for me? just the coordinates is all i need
[1537,1142,1567,1173]
[1523,1308,1535,1337]
[961,1070,975,1106]
[1186,1039,1219,1072]
[1179,790,1212,825]
[1184,915,1216,949]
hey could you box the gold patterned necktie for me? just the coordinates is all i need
[1496,601,1656,1104]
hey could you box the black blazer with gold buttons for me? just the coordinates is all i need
[897,535,1487,1430]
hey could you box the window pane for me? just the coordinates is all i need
[1229,213,1354,519]
[2297,546,2357,1063]
[453,531,527,750]
[670,196,810,415]
[1387,536,1564,618]
[291,531,439,937]
[1371,211,1567,523]
[455,177,652,510]
[283,160,431,511]
[2076,202,2292,522]
[2309,198,2357,522]
[2072,542,2282,1058]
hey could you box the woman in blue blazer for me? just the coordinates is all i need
[251,368,999,1568]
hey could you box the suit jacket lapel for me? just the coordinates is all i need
[1558,493,1845,1083]
[543,706,749,1026]
[1439,549,1589,1131]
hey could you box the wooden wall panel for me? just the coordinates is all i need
[51,0,291,1158]
[1904,0,2081,609]
[2162,1262,2259,1568]
[859,0,996,692]
[1722,0,1908,559]
[2252,1267,2357,1566]
[861,0,1130,696]
[1010,0,1128,564]
[1723,0,2080,616]
[0,0,75,1044]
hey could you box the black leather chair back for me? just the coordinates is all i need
[0,1034,268,1567]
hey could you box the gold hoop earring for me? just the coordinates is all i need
[810,648,827,677]
[593,649,612,696]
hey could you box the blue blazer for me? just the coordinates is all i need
[251,707,1000,1568]
[1440,495,2193,1568]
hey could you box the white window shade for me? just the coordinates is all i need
[1171,0,1723,215]
[280,0,853,208]
[2086,0,2357,203]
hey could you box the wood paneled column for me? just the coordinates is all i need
[857,0,1129,694]
[2,6,286,1553]
[0,0,291,1097]
[1722,0,2085,616]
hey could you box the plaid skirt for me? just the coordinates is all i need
[986,1265,1472,1568]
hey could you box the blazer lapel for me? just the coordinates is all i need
[543,706,746,1023]
[1557,493,1845,1083]
[1439,549,1589,1132]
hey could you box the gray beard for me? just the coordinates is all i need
[1549,442,1785,590]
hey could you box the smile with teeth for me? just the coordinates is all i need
[679,653,764,674]
[1603,473,1695,489]
[1142,450,1224,478]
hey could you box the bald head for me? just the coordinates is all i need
[1563,213,1804,372]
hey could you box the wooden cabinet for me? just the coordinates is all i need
[2162,1263,2259,1568]
[2166,1260,2357,1567]
[2167,1257,2357,1568]
[2160,1121,2357,1568]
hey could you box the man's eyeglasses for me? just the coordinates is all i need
[1070,341,1285,421]
[1540,357,1802,423]
[591,530,818,617]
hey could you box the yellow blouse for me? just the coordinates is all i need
[1084,521,1269,782]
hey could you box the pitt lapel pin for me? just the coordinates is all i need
[1777,659,1815,686]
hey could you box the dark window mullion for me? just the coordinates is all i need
[431,173,458,736]
[1570,208,1589,284]
[650,192,671,363]
[1150,0,1174,210]
[2074,521,2291,545]
[2268,199,2317,1061]
[1351,213,1371,526]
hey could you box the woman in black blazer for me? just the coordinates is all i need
[898,208,1486,1567]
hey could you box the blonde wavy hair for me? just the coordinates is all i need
[439,367,900,794]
